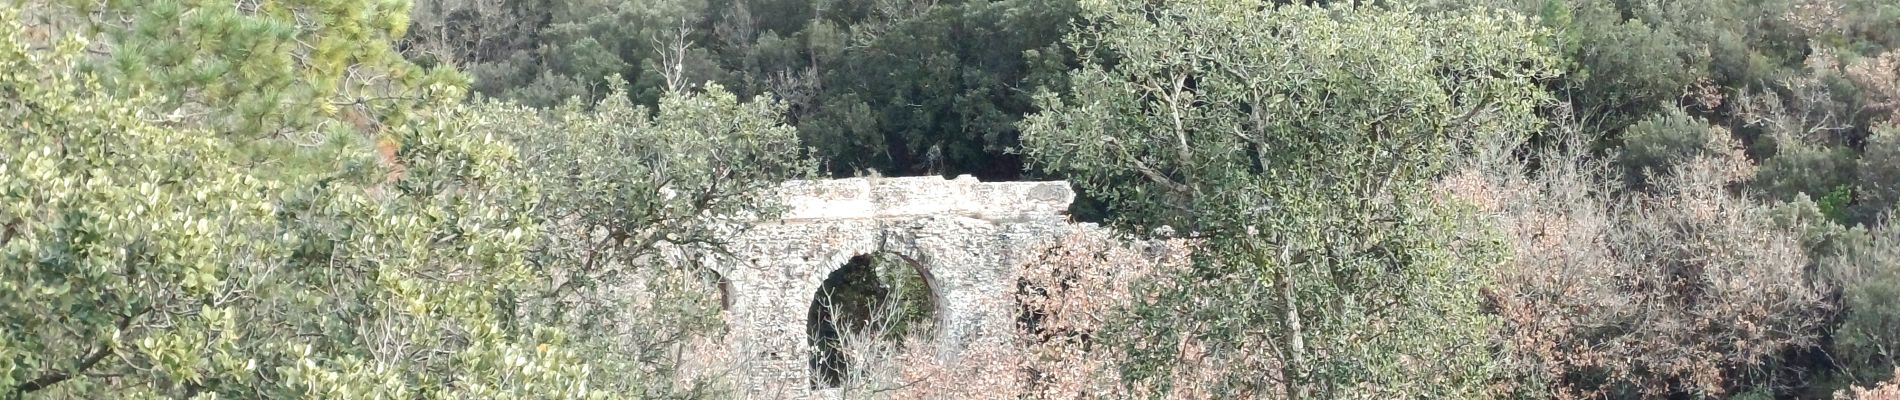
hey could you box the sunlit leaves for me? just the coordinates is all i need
[0,3,608,397]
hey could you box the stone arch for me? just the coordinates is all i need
[703,175,1078,399]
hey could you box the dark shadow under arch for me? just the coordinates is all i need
[806,252,938,388]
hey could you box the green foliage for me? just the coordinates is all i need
[0,8,603,396]
[1617,106,1731,187]
[1021,1,1557,397]
[404,0,1080,179]
[467,82,812,396]
[1821,185,1859,224]
[3,1,812,396]
[866,255,934,340]
[26,0,463,142]
[1857,125,1900,220]
[484,81,812,270]
[405,0,718,108]
[1826,213,1900,387]
[1551,1,1710,134]
[790,0,1078,178]
[8,0,1900,397]
[1755,138,1859,208]
[0,29,278,397]
[1771,194,1869,260]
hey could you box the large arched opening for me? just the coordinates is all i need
[806,252,938,389]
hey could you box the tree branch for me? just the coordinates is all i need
[16,306,149,394]
[1104,137,1191,194]
[0,219,16,248]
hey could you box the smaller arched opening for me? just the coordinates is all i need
[705,267,734,312]
[806,252,938,389]
[683,256,735,313]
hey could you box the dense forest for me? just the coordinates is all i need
[4,0,1900,398]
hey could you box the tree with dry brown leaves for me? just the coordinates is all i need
[1447,131,1832,398]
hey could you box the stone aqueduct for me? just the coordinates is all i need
[700,175,1083,398]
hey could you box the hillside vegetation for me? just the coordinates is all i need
[4,0,1900,398]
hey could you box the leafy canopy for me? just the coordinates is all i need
[1,1,810,397]
[1021,1,1558,397]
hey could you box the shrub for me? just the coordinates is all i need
[1618,108,1752,188]
[1835,369,1900,400]
[1826,212,1900,387]
[1449,136,1831,398]
[1857,125,1900,220]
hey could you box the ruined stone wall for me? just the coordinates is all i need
[707,175,1080,399]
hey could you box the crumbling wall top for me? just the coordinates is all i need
[774,175,1073,221]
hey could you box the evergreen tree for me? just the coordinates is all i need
[1021,2,1558,397]
[2,1,809,396]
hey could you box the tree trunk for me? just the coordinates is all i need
[1275,246,1309,400]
